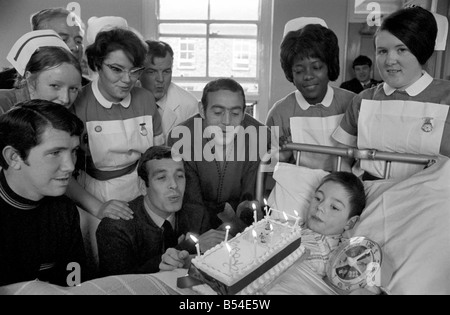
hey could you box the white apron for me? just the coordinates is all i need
[291,115,350,171]
[358,100,448,180]
[79,116,155,202]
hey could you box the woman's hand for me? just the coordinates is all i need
[97,200,134,220]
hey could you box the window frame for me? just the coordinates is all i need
[142,0,273,120]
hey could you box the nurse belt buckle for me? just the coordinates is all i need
[140,123,148,136]
[421,117,434,133]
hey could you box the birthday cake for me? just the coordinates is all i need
[188,218,304,295]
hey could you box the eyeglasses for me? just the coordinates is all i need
[103,63,145,79]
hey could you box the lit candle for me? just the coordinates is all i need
[190,234,201,256]
[252,229,258,261]
[225,225,231,243]
[294,210,301,230]
[225,242,232,273]
[252,202,257,224]
[263,198,269,218]
[283,211,289,223]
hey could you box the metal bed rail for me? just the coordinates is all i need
[256,143,437,204]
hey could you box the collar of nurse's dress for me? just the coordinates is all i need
[295,85,334,110]
[91,77,132,109]
[383,71,433,97]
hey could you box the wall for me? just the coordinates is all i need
[268,0,349,112]
[0,0,144,69]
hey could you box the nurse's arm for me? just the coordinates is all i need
[66,177,134,220]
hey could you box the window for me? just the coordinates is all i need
[143,0,272,119]
[233,39,251,71]
[178,38,196,70]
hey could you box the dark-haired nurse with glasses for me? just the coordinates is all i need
[69,27,164,221]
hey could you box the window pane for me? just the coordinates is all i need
[209,38,257,77]
[160,37,207,77]
[159,0,208,20]
[210,0,260,20]
[210,24,257,37]
[159,23,206,35]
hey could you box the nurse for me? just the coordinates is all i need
[0,30,82,113]
[266,18,355,171]
[69,27,164,220]
[333,6,450,180]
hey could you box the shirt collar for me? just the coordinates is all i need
[383,71,433,97]
[92,77,131,109]
[295,85,334,110]
[144,197,175,228]
[0,170,40,210]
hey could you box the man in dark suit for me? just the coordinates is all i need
[340,55,380,94]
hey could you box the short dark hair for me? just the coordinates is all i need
[30,7,85,31]
[85,28,147,72]
[137,146,181,187]
[352,55,372,69]
[0,100,84,169]
[201,78,246,112]
[145,40,174,64]
[316,172,366,218]
[16,46,82,88]
[280,24,340,82]
[378,6,437,65]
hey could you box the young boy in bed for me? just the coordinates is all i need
[160,172,365,282]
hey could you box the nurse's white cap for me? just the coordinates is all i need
[86,16,129,45]
[7,30,70,76]
[283,17,328,37]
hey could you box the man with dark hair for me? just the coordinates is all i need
[168,78,271,233]
[340,55,380,94]
[0,100,87,287]
[140,40,198,139]
[0,7,86,89]
[96,146,223,276]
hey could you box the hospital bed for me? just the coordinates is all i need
[1,143,449,295]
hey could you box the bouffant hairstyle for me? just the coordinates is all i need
[377,6,437,65]
[85,27,147,72]
[280,24,340,82]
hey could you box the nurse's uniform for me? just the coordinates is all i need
[73,79,164,202]
[333,72,450,180]
[267,86,355,171]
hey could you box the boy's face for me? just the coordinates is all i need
[306,181,354,235]
[13,126,79,201]
[144,158,186,219]
[292,56,329,105]
[201,90,245,145]
[354,64,371,83]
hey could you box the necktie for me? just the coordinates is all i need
[162,220,178,250]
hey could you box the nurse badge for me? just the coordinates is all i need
[139,123,148,136]
[421,117,434,133]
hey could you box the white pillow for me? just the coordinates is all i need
[267,163,329,221]
[349,157,450,295]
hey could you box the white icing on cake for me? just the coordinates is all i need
[191,218,304,295]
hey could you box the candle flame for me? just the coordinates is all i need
[225,225,231,231]
[263,198,267,206]
[251,203,256,210]
[190,234,198,243]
